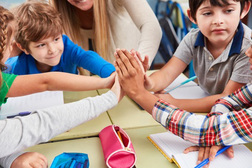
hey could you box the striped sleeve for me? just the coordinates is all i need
[152,84,252,146]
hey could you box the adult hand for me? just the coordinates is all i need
[130,49,149,72]
[184,145,234,168]
[11,152,48,168]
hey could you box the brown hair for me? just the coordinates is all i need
[49,0,120,61]
[189,0,249,21]
[15,1,63,53]
[0,6,15,85]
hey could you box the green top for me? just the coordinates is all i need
[0,72,17,106]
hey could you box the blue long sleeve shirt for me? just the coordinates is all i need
[5,35,115,78]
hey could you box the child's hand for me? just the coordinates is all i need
[111,72,124,102]
[183,146,234,168]
[104,72,116,89]
[11,152,48,168]
[115,49,146,98]
[144,74,154,91]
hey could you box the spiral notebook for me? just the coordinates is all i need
[148,131,252,168]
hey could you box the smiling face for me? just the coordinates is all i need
[26,34,64,72]
[193,0,243,46]
[67,0,94,11]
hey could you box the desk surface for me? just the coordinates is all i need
[26,126,177,168]
[50,90,112,141]
[98,89,160,130]
[27,125,252,168]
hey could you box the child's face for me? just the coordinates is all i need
[28,34,64,70]
[193,0,244,46]
[67,0,93,11]
[245,46,252,70]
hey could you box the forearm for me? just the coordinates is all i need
[0,91,117,157]
[167,94,226,113]
[153,99,252,146]
[7,72,108,97]
[148,57,186,92]
[123,0,162,65]
[212,83,252,113]
[129,89,159,114]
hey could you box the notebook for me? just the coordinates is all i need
[0,91,64,119]
[165,75,209,99]
[148,131,252,168]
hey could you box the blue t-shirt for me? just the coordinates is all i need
[5,35,115,78]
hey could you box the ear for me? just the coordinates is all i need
[187,9,197,24]
[240,1,251,19]
[16,42,29,55]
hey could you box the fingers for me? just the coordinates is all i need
[225,146,234,158]
[183,146,200,154]
[197,147,206,165]
[209,146,221,161]
[30,153,48,168]
[132,50,145,73]
[114,50,128,77]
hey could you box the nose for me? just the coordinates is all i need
[48,43,56,54]
[212,13,224,25]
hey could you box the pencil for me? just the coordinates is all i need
[165,76,197,93]
[194,146,231,168]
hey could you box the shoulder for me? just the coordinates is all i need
[180,28,200,45]
[5,52,27,71]
[241,23,252,43]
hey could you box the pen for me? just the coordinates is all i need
[7,111,31,118]
[194,146,231,168]
[165,76,197,93]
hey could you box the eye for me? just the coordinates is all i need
[225,9,234,13]
[203,12,211,16]
[54,37,60,42]
[36,43,45,48]
[54,35,62,42]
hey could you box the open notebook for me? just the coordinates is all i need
[165,75,209,99]
[0,91,64,119]
[148,131,252,168]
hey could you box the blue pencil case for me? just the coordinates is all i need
[50,152,89,168]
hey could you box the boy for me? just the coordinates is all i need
[139,0,251,112]
[115,46,252,168]
[5,1,115,78]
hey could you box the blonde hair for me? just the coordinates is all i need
[49,0,120,61]
[15,1,63,52]
[0,6,15,86]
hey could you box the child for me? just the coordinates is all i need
[0,5,123,168]
[136,0,252,113]
[115,47,252,167]
[5,1,115,78]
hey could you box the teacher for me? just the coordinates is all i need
[49,0,162,66]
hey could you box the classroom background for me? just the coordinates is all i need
[2,0,252,70]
